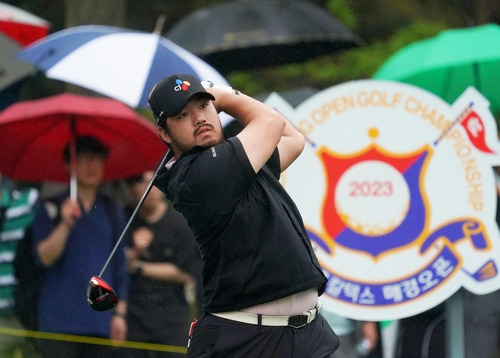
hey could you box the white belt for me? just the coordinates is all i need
[211,306,320,329]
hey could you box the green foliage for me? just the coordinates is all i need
[330,20,449,80]
[326,0,357,29]
[227,21,449,96]
[13,0,480,101]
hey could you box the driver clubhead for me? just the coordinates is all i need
[87,276,118,311]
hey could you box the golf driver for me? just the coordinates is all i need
[87,151,169,311]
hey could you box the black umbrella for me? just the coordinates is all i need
[0,33,35,109]
[166,0,361,74]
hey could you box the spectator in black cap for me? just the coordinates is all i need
[148,74,339,357]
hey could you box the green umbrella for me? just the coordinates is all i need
[373,23,500,116]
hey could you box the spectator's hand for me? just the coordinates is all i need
[60,198,80,227]
[110,314,127,341]
[132,226,154,254]
[362,321,379,353]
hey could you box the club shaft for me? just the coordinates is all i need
[98,151,170,277]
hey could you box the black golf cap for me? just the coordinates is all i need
[148,74,215,125]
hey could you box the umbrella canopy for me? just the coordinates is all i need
[0,32,35,108]
[373,23,500,116]
[16,25,230,108]
[0,1,50,46]
[0,93,165,184]
[166,0,361,73]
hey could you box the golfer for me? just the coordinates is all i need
[148,74,339,357]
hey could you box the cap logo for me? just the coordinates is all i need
[174,79,191,92]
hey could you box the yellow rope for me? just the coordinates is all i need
[0,326,187,354]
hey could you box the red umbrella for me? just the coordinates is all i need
[0,93,165,190]
[0,1,50,46]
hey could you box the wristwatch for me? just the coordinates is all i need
[136,260,145,276]
[113,311,127,319]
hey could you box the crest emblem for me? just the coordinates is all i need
[266,81,500,320]
[317,144,431,257]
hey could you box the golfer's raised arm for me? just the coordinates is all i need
[207,87,288,173]
[276,119,306,171]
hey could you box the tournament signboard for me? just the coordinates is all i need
[266,80,500,320]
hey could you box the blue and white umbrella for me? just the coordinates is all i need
[17,25,230,109]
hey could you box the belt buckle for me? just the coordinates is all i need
[288,314,309,328]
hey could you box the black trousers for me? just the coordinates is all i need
[188,313,340,358]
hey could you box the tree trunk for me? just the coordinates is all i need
[64,0,126,27]
[62,0,127,95]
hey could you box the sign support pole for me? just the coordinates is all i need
[445,290,465,358]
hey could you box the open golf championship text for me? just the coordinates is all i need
[265,80,500,321]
